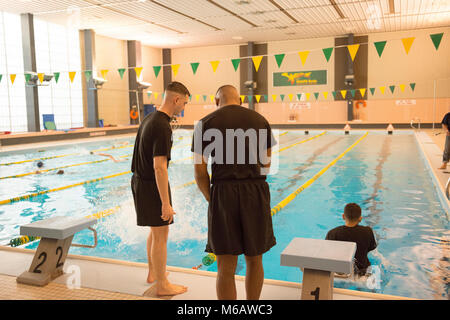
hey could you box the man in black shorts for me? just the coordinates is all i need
[131,81,190,297]
[192,85,277,300]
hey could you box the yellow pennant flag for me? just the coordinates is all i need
[401,37,415,54]
[38,73,45,83]
[101,69,109,79]
[323,91,328,100]
[305,92,311,101]
[210,61,220,73]
[171,64,180,77]
[298,51,309,66]
[240,95,245,103]
[288,94,293,101]
[195,94,200,102]
[69,71,76,83]
[340,90,347,99]
[154,92,159,100]
[210,95,215,103]
[399,84,406,92]
[379,86,386,94]
[255,95,261,103]
[252,56,263,72]
[134,67,143,79]
[272,94,277,102]
[347,44,360,62]
[10,74,16,84]
[359,88,366,98]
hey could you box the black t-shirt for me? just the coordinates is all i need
[191,105,277,183]
[441,112,450,132]
[325,225,377,273]
[131,111,172,180]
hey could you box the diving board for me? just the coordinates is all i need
[281,237,356,300]
[16,216,97,287]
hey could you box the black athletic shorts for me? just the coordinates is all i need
[206,179,276,256]
[131,174,173,227]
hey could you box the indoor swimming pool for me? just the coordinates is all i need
[0,130,448,299]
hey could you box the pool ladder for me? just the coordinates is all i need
[410,117,421,130]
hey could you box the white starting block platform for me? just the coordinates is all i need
[281,237,356,300]
[16,216,97,287]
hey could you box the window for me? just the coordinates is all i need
[0,12,27,132]
[34,18,83,130]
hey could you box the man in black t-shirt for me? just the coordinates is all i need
[131,81,190,297]
[438,112,450,170]
[326,203,377,276]
[192,85,277,300]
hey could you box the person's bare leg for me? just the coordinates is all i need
[146,229,154,283]
[439,162,447,169]
[147,229,169,283]
[151,225,187,296]
[216,255,238,300]
[244,255,264,300]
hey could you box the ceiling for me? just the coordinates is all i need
[0,0,449,48]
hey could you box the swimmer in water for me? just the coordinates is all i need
[90,152,126,163]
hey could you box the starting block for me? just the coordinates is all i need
[281,237,356,300]
[16,216,97,287]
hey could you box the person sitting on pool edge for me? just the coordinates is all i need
[325,203,377,276]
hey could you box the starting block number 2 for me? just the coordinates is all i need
[33,246,65,274]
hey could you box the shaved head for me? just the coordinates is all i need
[215,85,241,107]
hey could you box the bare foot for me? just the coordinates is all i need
[147,271,169,284]
[156,282,188,296]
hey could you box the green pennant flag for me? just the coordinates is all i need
[430,33,444,50]
[350,89,355,98]
[369,88,375,95]
[153,66,162,78]
[231,58,241,71]
[190,62,200,75]
[189,95,192,101]
[203,95,207,102]
[53,72,60,83]
[322,47,333,62]
[332,91,337,100]
[374,41,387,58]
[280,94,285,101]
[389,85,395,94]
[248,95,253,102]
[274,54,285,68]
[24,73,31,82]
[314,92,319,100]
[263,95,268,102]
[297,93,302,101]
[0,74,2,83]
[410,83,416,91]
[84,70,92,81]
[118,68,126,79]
[147,92,152,98]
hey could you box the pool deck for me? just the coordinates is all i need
[0,246,413,300]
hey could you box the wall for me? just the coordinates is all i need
[365,26,450,124]
[94,27,449,126]
[95,34,129,126]
[142,45,163,107]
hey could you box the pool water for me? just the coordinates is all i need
[0,130,448,299]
